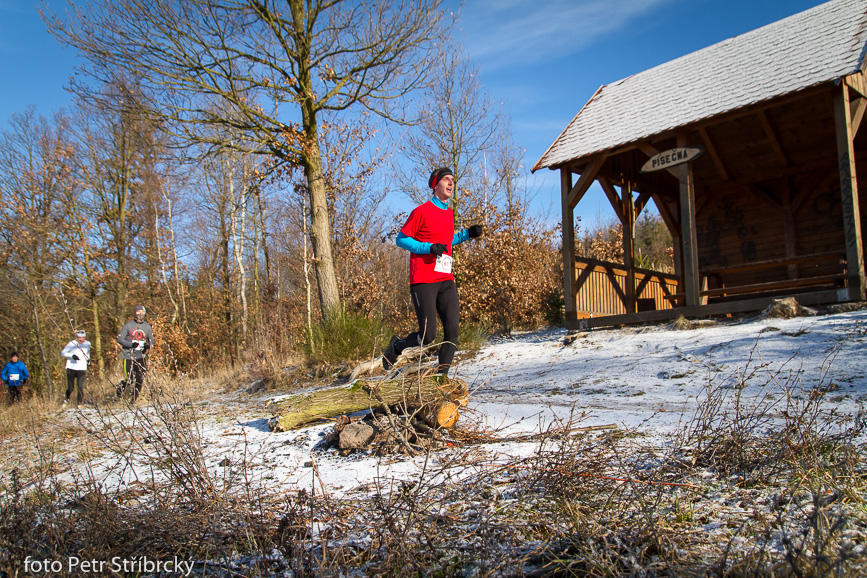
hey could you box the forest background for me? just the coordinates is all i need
[0,0,674,396]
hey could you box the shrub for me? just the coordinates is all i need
[457,202,559,333]
[302,309,393,365]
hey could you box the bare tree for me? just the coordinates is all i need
[196,153,240,362]
[225,151,261,348]
[45,0,450,320]
[153,173,191,329]
[73,87,156,328]
[0,108,75,395]
[487,119,539,227]
[395,45,502,221]
[62,129,108,376]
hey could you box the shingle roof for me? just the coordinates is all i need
[533,0,867,172]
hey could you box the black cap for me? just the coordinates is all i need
[10,351,18,359]
[428,167,454,190]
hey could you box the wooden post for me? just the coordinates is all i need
[623,181,636,313]
[561,157,606,326]
[652,193,683,280]
[834,83,867,301]
[780,178,798,279]
[561,169,576,326]
[678,134,701,307]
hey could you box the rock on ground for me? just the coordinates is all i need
[762,297,816,319]
[339,422,375,450]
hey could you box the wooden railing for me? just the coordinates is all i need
[574,257,679,317]
[573,252,847,318]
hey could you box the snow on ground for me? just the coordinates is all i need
[70,308,867,499]
[460,309,867,434]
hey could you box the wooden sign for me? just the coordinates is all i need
[640,146,705,173]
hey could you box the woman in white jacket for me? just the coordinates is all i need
[60,330,91,405]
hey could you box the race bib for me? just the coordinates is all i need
[434,254,453,274]
[9,374,19,381]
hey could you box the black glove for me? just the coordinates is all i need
[429,243,447,256]
[71,354,80,361]
[468,224,484,238]
[131,341,141,350]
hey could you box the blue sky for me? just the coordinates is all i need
[0,0,829,225]
[451,0,830,224]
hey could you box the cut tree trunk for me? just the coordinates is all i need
[272,374,469,431]
[425,400,461,429]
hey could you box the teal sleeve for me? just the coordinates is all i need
[396,232,432,254]
[452,229,469,246]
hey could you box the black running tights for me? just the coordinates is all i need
[394,280,459,374]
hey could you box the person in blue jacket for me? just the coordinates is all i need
[1,352,29,403]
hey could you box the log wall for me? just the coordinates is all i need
[690,87,863,291]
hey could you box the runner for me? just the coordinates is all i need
[116,305,154,401]
[60,330,91,405]
[383,167,483,375]
[1,352,29,403]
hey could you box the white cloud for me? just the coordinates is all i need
[457,0,677,69]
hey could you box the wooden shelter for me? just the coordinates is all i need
[533,0,867,329]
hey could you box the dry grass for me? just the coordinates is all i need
[0,341,865,576]
[0,395,58,437]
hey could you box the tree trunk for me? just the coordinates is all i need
[289,0,341,320]
[303,118,341,320]
[255,188,272,287]
[113,127,131,324]
[90,293,104,377]
[85,260,104,377]
[79,250,105,377]
[155,210,180,324]
[230,185,248,347]
[303,196,315,350]
[166,194,188,330]
[272,375,469,431]
[219,198,234,364]
[30,296,54,397]
[252,195,261,338]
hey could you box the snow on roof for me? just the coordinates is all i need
[533,0,867,172]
